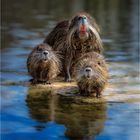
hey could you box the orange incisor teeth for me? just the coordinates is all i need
[80,25,86,32]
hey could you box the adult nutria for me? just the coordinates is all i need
[74,52,108,98]
[27,43,61,84]
[44,12,103,82]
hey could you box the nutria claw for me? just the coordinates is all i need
[29,79,38,85]
[42,81,51,85]
[29,79,51,85]
[64,78,72,82]
[96,93,102,98]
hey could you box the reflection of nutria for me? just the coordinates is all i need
[26,88,107,139]
[27,43,61,84]
[74,52,108,97]
[44,12,103,82]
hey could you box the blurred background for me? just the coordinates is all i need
[1,0,139,140]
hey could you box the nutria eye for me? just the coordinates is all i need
[78,17,82,20]
[83,16,87,20]
[98,62,101,65]
[38,48,43,51]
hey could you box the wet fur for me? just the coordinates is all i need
[27,43,61,84]
[74,52,108,97]
[44,12,103,81]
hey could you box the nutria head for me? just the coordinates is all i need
[27,43,61,73]
[68,12,102,45]
[31,43,56,63]
[75,52,108,82]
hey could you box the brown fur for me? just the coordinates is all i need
[44,20,69,48]
[27,43,61,84]
[74,52,108,97]
[44,12,103,81]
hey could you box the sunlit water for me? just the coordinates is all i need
[1,0,139,140]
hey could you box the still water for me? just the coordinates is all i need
[1,0,140,140]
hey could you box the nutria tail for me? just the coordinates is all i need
[27,43,61,84]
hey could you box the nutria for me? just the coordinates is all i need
[27,43,61,84]
[44,12,103,82]
[74,52,108,97]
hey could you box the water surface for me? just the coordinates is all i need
[1,0,139,140]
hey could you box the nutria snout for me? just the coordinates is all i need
[84,67,93,78]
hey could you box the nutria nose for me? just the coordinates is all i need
[85,68,92,72]
[78,16,87,20]
[43,51,49,55]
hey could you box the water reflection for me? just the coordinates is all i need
[1,0,139,139]
[26,87,107,139]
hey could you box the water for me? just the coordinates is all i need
[1,0,140,139]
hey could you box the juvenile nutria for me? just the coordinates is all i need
[74,52,108,98]
[27,43,61,84]
[44,12,103,82]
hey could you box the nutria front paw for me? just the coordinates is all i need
[41,81,51,85]
[29,79,38,85]
[96,93,102,98]
[64,78,72,82]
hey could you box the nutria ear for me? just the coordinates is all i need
[36,44,41,48]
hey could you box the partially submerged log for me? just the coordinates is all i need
[1,80,140,104]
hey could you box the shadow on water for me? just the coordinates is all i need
[26,87,107,139]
